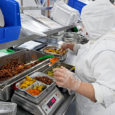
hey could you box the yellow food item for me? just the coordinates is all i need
[38,85,46,91]
[20,84,28,89]
[26,75,33,81]
[19,75,36,89]
[48,71,54,77]
[47,65,61,77]
[33,84,39,90]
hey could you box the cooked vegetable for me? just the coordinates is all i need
[19,75,36,89]
[47,65,61,77]
[49,57,59,66]
[26,84,46,96]
[48,70,54,77]
[26,89,41,96]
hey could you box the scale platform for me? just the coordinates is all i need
[12,87,64,115]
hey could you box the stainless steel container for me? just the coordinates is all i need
[41,46,67,61]
[15,71,56,103]
[0,102,17,115]
[0,50,50,101]
[43,62,75,75]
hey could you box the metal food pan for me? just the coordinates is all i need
[15,72,55,99]
[41,46,67,61]
[44,62,75,77]
[0,49,49,86]
[14,72,56,102]
[25,81,47,98]
[0,62,50,101]
[16,71,54,92]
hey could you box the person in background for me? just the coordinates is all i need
[53,0,115,115]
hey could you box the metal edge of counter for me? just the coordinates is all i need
[54,94,75,115]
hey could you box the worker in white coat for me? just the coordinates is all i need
[53,0,115,115]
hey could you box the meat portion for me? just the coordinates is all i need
[35,76,53,85]
[0,59,42,81]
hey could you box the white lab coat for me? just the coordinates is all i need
[65,0,115,114]
[70,30,115,115]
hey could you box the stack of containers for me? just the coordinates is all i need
[0,0,21,44]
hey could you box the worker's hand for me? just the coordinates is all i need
[61,43,75,51]
[53,66,81,91]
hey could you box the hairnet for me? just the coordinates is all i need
[81,0,115,40]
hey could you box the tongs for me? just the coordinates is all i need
[25,54,54,65]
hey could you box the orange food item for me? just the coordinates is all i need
[49,57,59,66]
[26,89,41,96]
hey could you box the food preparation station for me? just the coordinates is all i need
[0,33,76,115]
[0,1,76,113]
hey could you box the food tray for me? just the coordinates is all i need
[44,62,75,77]
[15,72,55,99]
[0,49,49,86]
[25,81,47,98]
[16,72,54,91]
[41,46,67,61]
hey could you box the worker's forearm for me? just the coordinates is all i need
[76,82,96,102]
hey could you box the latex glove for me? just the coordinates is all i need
[61,43,74,51]
[53,66,81,91]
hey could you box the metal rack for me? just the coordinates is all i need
[0,24,74,50]
[20,0,52,16]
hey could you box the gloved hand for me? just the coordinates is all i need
[53,66,81,91]
[61,43,74,51]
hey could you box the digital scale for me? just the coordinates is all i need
[12,87,64,115]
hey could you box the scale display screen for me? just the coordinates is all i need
[47,97,56,108]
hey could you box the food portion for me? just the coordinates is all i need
[35,76,53,85]
[47,65,61,77]
[26,84,46,96]
[47,65,75,77]
[49,57,59,66]
[0,59,43,81]
[47,71,54,77]
[19,75,36,89]
[43,46,66,55]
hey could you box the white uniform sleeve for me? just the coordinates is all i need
[91,51,115,106]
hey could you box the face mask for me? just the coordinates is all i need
[81,27,90,39]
